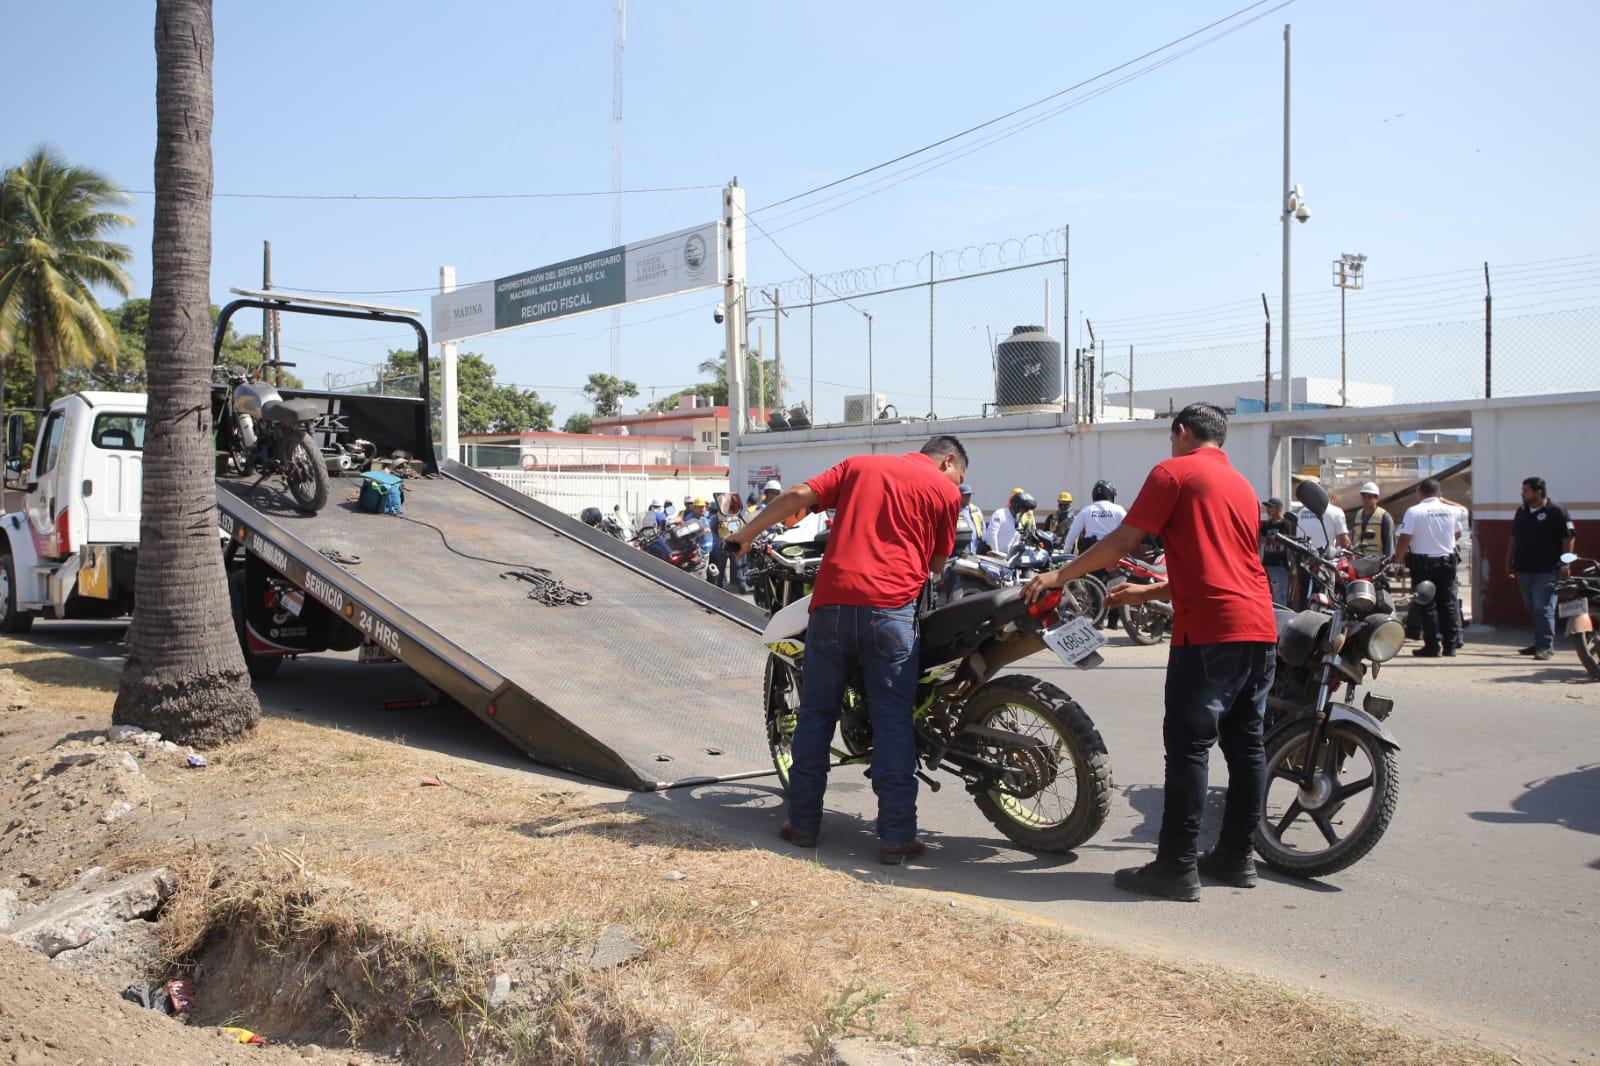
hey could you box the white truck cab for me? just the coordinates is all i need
[2,391,146,631]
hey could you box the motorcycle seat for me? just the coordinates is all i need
[920,586,1028,664]
[262,397,323,424]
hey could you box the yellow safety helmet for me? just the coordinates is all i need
[1058,491,1073,503]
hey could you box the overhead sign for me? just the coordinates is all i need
[432,221,721,343]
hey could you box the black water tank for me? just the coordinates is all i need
[995,325,1062,409]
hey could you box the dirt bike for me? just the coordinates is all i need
[1554,552,1600,680]
[761,582,1114,852]
[943,528,1107,622]
[1257,480,1419,878]
[216,359,329,514]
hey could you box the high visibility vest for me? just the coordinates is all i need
[1354,506,1389,556]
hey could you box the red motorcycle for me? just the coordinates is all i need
[1106,550,1170,646]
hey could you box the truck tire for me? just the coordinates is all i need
[0,551,35,634]
[228,568,282,681]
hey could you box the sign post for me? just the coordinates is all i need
[439,265,458,463]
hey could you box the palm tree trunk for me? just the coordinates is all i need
[114,0,259,745]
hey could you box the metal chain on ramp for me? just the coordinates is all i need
[500,568,592,607]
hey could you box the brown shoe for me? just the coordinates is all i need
[879,838,926,865]
[779,821,817,848]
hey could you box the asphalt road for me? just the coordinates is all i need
[23,620,1600,1061]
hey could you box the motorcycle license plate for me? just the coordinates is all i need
[1042,616,1106,667]
[1558,598,1589,619]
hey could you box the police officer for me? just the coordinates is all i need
[1352,482,1394,560]
[1064,480,1127,553]
[955,484,985,554]
[1396,478,1464,657]
[985,487,1026,554]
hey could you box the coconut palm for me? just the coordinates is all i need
[114,0,260,745]
[0,148,134,413]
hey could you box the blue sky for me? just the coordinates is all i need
[5,0,1596,420]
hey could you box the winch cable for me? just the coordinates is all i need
[386,511,592,607]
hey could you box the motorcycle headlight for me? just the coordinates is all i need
[1361,616,1406,663]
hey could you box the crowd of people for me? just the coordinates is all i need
[627,478,788,591]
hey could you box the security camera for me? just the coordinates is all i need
[713,302,726,324]
[1294,202,1311,223]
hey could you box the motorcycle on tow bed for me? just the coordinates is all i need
[1257,479,1420,878]
[761,581,1114,852]
[216,358,329,514]
[1554,552,1600,680]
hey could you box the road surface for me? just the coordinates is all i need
[24,620,1599,1061]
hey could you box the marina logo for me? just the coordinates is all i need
[683,233,708,277]
[452,303,484,320]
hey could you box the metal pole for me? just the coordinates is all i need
[772,289,782,412]
[1280,22,1293,502]
[1128,345,1134,419]
[866,312,874,423]
[1062,227,1070,419]
[1340,283,1346,406]
[440,266,459,463]
[261,241,272,378]
[757,323,765,418]
[928,250,935,419]
[722,180,747,448]
[808,274,815,422]
[1483,262,1493,399]
[1261,293,1271,411]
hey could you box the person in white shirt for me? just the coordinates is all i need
[1064,480,1127,553]
[1294,498,1351,554]
[985,487,1024,554]
[1396,477,1464,657]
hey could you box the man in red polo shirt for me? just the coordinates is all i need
[725,436,965,864]
[1024,403,1276,900]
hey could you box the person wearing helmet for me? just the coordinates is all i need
[762,479,783,505]
[1042,491,1076,536]
[954,484,985,555]
[1352,482,1393,560]
[1064,480,1127,554]
[984,487,1027,554]
[638,500,664,534]
[660,499,677,527]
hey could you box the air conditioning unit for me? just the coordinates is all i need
[843,393,885,424]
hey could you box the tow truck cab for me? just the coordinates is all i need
[2,391,146,631]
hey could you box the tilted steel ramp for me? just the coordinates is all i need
[216,462,771,790]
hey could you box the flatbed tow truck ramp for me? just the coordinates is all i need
[213,293,770,791]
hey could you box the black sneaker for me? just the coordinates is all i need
[1518,645,1537,656]
[1113,862,1200,902]
[1442,647,1457,657]
[1411,647,1440,658]
[1197,849,1257,888]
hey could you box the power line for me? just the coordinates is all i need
[116,183,719,202]
[750,0,1287,217]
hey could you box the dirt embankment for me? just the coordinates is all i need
[0,639,1511,1065]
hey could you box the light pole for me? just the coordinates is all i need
[1279,22,1310,501]
[1333,253,1366,406]
[862,310,875,421]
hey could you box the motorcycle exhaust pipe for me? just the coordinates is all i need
[323,451,355,474]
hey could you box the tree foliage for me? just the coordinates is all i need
[580,373,638,418]
[561,411,593,435]
[0,147,134,411]
[373,347,553,435]
[653,349,783,411]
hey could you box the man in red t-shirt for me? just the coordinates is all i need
[1024,403,1276,900]
[726,436,966,864]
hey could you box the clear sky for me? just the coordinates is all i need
[5,0,1596,420]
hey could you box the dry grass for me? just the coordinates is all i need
[0,638,1509,1065]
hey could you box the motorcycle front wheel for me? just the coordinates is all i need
[282,428,330,514]
[968,674,1112,853]
[1120,601,1168,645]
[1256,719,1398,878]
[1573,625,1600,681]
[1063,574,1108,626]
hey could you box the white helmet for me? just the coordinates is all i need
[762,479,782,492]
[1359,482,1380,496]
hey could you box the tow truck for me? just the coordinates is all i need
[1,291,770,791]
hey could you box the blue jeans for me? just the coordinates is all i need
[1264,564,1291,607]
[1158,642,1275,870]
[1517,570,1558,652]
[789,603,920,845]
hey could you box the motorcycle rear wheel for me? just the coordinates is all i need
[283,428,329,514]
[968,674,1112,853]
[1063,574,1108,626]
[1120,602,1168,646]
[1574,628,1600,681]
[1256,720,1398,878]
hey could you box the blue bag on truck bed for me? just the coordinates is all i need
[358,470,405,515]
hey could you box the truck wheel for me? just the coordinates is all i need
[227,569,282,681]
[0,551,36,634]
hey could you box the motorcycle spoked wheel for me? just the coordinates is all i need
[763,656,868,790]
[1063,574,1108,626]
[1574,624,1600,681]
[1119,601,1168,646]
[1256,720,1398,878]
[968,675,1112,853]
[282,428,330,514]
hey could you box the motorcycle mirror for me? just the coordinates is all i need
[1559,552,1579,566]
[1294,479,1330,518]
[1413,580,1437,606]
